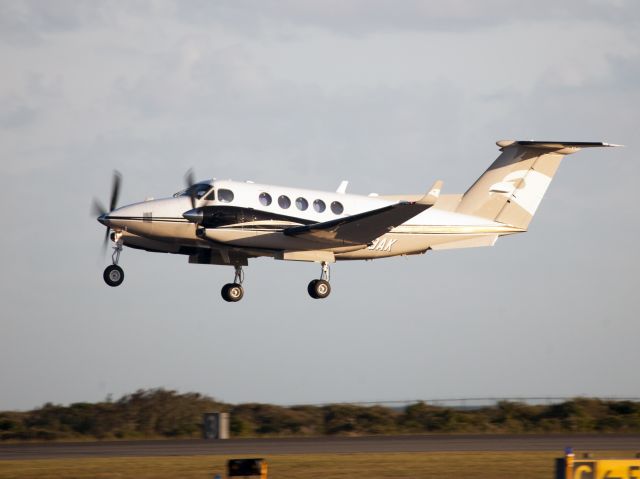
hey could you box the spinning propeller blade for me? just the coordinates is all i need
[109,171,122,212]
[184,168,196,209]
[103,226,111,250]
[92,170,123,253]
[91,199,107,217]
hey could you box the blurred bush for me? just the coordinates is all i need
[2,390,640,441]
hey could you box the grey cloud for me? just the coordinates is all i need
[4,0,638,47]
[172,0,640,36]
[0,0,104,45]
[0,96,37,128]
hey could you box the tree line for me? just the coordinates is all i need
[1,389,640,441]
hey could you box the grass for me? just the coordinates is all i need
[0,451,581,479]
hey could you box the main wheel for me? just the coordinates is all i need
[103,265,124,287]
[307,280,318,298]
[221,283,244,302]
[308,279,331,299]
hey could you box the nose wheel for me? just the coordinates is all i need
[308,261,331,299]
[221,265,245,302]
[103,234,125,287]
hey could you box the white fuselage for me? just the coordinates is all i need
[103,179,520,262]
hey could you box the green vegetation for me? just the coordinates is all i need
[0,451,566,479]
[2,389,640,441]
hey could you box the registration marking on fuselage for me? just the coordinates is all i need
[368,237,397,252]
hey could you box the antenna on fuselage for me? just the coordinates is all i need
[336,180,349,194]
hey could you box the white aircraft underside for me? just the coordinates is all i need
[94,140,619,301]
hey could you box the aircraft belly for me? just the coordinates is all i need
[122,233,181,253]
[119,219,155,237]
[335,232,499,260]
[335,233,429,259]
[148,221,194,240]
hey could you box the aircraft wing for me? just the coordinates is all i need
[283,181,442,247]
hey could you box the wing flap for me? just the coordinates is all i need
[284,180,442,247]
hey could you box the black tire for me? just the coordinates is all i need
[222,283,244,302]
[307,280,319,298]
[103,265,124,287]
[308,279,330,299]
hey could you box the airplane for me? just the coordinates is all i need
[93,140,619,302]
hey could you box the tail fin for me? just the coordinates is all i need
[456,140,620,230]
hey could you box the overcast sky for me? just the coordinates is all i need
[1,0,639,411]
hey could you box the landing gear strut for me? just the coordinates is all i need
[103,233,124,287]
[221,265,244,302]
[308,261,331,299]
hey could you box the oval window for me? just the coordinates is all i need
[313,199,326,213]
[278,195,291,209]
[218,189,234,203]
[331,201,344,214]
[295,197,308,211]
[259,192,272,206]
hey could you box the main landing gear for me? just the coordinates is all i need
[221,265,244,302]
[308,261,331,299]
[103,234,125,287]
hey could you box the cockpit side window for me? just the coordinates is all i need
[204,189,216,201]
[218,189,235,203]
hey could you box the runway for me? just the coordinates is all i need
[1,434,639,460]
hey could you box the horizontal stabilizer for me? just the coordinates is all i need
[496,140,622,150]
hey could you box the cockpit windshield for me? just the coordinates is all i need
[173,183,212,200]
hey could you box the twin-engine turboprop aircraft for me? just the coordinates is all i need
[93,140,618,302]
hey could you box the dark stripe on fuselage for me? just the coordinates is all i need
[110,206,317,228]
[107,216,189,223]
[194,205,316,228]
[106,216,513,235]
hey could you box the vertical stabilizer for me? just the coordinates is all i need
[456,140,619,230]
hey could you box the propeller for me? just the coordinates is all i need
[92,171,122,251]
[184,168,197,209]
[182,168,205,226]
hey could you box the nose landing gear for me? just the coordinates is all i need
[103,233,125,287]
[221,265,245,302]
[308,261,331,299]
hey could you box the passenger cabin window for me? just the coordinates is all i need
[331,201,344,214]
[295,197,308,211]
[217,189,234,203]
[259,192,272,206]
[278,195,291,209]
[313,199,326,213]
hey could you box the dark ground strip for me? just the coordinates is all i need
[1,434,639,460]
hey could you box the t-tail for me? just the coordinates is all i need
[456,140,621,230]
